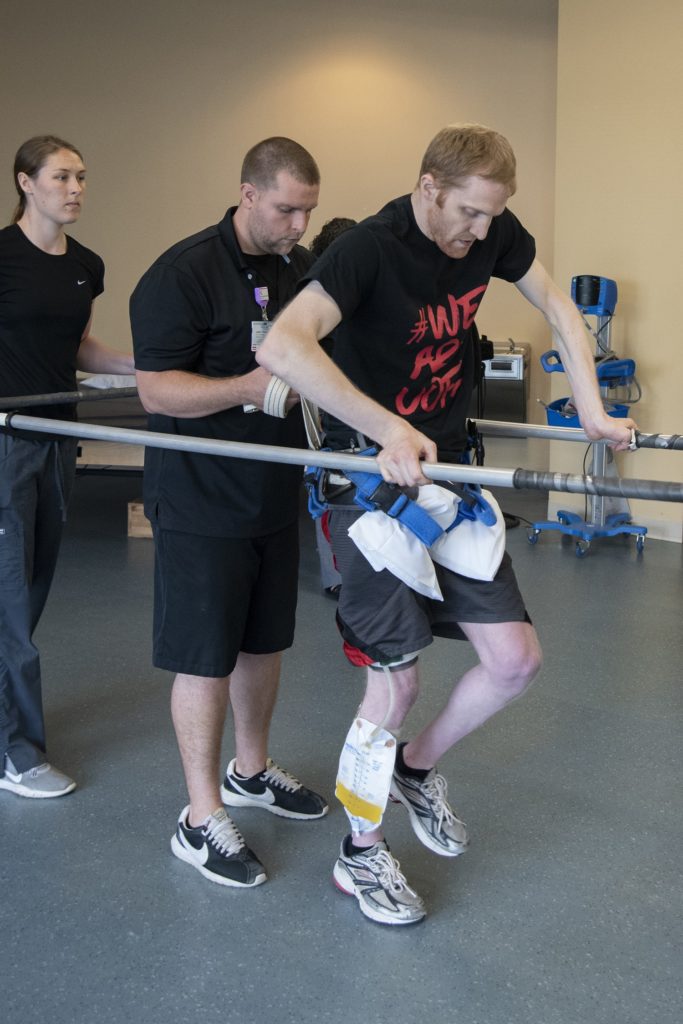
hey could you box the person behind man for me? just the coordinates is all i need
[130,137,327,889]
[309,217,357,259]
[257,124,635,923]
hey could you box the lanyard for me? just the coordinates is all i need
[254,286,269,322]
[247,252,290,322]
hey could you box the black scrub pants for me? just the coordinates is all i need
[0,434,78,773]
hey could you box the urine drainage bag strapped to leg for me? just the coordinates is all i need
[335,717,397,834]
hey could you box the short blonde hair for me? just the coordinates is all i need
[418,123,517,196]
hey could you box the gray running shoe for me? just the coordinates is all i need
[0,759,76,799]
[171,806,267,888]
[390,763,468,857]
[333,836,426,926]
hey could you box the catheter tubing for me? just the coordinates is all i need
[1,412,681,504]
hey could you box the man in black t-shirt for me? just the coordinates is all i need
[258,124,635,925]
[130,138,328,889]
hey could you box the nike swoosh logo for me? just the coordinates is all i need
[230,779,275,803]
[77,280,87,285]
[180,832,209,863]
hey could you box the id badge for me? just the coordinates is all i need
[251,320,271,351]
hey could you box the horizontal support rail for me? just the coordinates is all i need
[0,387,139,409]
[1,412,680,503]
[0,392,679,451]
[470,418,683,451]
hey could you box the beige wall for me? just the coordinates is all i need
[0,0,558,418]
[552,0,683,541]
[3,2,680,538]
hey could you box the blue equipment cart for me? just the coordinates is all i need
[528,275,647,556]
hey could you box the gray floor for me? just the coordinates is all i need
[1,442,681,1024]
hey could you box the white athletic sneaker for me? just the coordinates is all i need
[333,835,426,925]
[390,757,468,857]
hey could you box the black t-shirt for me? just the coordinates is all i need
[130,208,312,538]
[303,195,535,460]
[0,223,104,425]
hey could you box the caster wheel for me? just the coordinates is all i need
[575,540,590,558]
[527,528,540,545]
[636,535,645,553]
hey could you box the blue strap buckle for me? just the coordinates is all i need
[446,483,497,531]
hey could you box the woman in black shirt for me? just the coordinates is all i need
[0,135,133,799]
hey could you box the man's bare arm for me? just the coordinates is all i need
[515,259,635,450]
[135,366,275,419]
[257,281,437,485]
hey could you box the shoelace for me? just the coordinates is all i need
[204,812,246,856]
[261,759,302,793]
[366,849,417,897]
[422,773,456,829]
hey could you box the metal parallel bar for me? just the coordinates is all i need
[472,418,589,443]
[1,413,681,504]
[0,392,679,451]
[512,470,682,502]
[0,387,139,409]
[633,432,683,451]
[472,418,683,452]
[0,412,514,486]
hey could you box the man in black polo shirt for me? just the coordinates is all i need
[130,137,327,888]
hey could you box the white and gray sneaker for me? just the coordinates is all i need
[0,758,76,799]
[390,762,469,857]
[171,806,267,888]
[333,836,426,926]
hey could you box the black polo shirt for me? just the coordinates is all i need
[130,208,311,538]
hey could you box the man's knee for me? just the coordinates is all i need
[497,631,542,695]
[476,626,542,698]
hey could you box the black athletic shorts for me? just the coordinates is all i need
[327,506,530,663]
[152,522,299,677]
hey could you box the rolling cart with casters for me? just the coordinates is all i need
[528,275,647,557]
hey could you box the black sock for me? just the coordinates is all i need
[232,765,265,781]
[350,835,383,853]
[396,742,430,782]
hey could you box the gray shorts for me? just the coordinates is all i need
[327,506,530,663]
